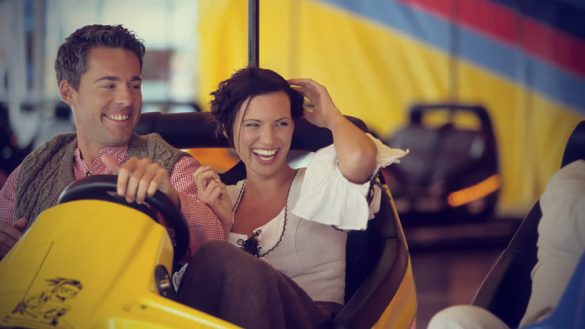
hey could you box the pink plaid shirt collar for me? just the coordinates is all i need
[72,145,128,178]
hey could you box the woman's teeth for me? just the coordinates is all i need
[253,148,277,159]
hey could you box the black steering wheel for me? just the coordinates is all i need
[58,175,190,266]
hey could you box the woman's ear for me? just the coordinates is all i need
[223,129,234,148]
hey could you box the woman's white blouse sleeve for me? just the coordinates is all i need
[292,134,407,230]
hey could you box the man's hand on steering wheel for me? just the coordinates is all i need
[102,154,179,206]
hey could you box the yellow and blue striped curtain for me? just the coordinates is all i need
[197,0,585,213]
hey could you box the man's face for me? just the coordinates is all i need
[62,47,142,153]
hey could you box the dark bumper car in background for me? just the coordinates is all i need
[384,103,501,223]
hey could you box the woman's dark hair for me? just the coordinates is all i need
[55,24,145,90]
[210,67,303,145]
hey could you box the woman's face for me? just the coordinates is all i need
[232,91,294,179]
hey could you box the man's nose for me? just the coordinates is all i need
[115,86,132,106]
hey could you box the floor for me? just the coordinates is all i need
[404,218,521,328]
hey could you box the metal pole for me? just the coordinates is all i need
[448,0,459,103]
[248,0,259,67]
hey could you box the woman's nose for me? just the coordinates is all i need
[259,126,275,143]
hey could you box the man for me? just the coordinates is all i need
[0,24,224,261]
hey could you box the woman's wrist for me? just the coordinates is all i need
[324,109,346,131]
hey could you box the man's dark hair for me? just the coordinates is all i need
[54,24,145,89]
[210,67,303,145]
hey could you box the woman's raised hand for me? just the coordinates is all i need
[288,78,344,130]
[289,78,377,184]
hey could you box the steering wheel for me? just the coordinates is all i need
[57,175,190,266]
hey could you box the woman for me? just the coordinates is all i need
[176,67,407,328]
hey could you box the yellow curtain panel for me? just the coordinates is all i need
[197,0,585,213]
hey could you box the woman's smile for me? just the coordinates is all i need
[252,148,278,161]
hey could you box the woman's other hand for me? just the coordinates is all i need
[193,165,233,236]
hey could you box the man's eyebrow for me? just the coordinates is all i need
[94,76,119,83]
[94,76,142,83]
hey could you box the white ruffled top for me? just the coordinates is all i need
[226,134,407,304]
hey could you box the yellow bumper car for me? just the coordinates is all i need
[0,112,417,328]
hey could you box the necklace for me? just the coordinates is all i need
[233,170,297,258]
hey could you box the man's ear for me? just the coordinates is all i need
[59,80,76,106]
